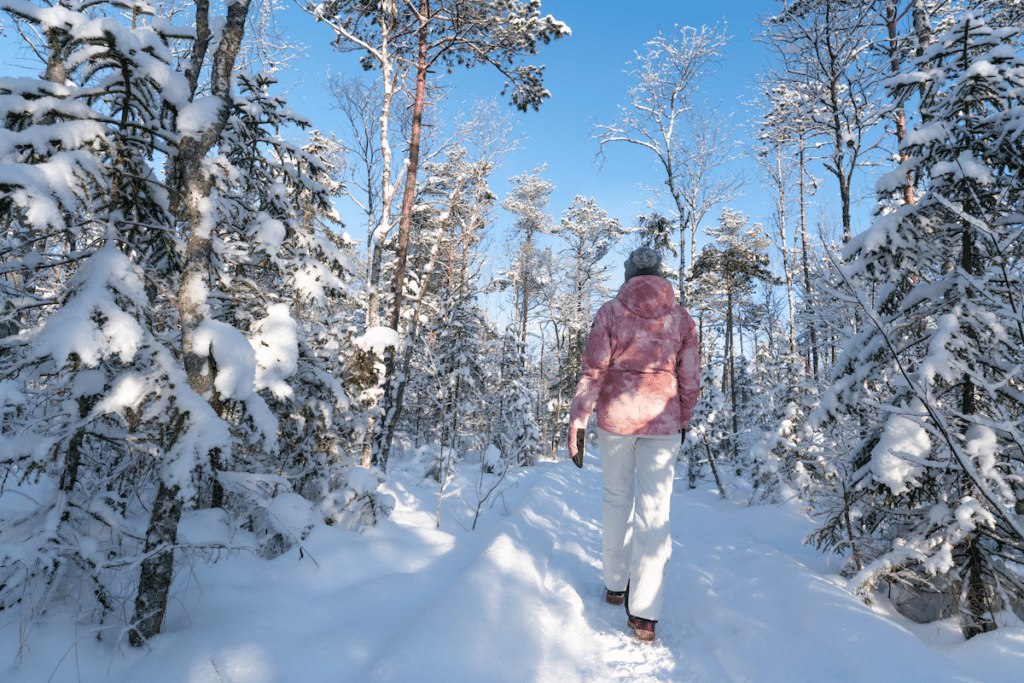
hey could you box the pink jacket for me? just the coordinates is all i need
[569,275,700,437]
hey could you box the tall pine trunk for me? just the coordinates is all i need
[375,162,464,468]
[389,0,428,333]
[799,135,818,376]
[726,273,738,460]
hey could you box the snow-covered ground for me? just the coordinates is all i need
[3,446,1023,683]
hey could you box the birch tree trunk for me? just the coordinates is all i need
[360,12,404,468]
[366,12,404,331]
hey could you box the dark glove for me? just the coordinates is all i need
[573,429,585,468]
[568,418,587,468]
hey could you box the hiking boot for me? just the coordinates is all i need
[605,589,626,605]
[628,614,656,642]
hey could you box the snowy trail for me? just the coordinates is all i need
[352,450,1017,683]
[3,450,1022,683]
[321,450,1010,683]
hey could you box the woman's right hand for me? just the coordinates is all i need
[568,417,588,455]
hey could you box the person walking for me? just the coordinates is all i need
[567,246,700,643]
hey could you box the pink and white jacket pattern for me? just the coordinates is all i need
[569,275,700,436]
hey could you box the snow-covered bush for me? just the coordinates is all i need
[321,466,396,530]
[482,443,503,474]
[685,368,730,491]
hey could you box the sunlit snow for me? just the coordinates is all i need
[3,450,1020,683]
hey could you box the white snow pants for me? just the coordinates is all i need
[598,427,678,622]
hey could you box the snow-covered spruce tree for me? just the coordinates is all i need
[727,354,757,474]
[429,270,489,451]
[2,0,368,644]
[197,69,379,544]
[432,292,490,460]
[742,294,832,507]
[965,0,1024,33]
[0,0,229,639]
[813,14,1024,638]
[417,287,488,478]
[486,329,542,468]
[685,367,730,493]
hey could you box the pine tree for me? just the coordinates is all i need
[502,164,554,343]
[744,297,824,505]
[544,196,623,456]
[691,208,775,460]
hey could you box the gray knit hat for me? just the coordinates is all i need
[624,247,663,281]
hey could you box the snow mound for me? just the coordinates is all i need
[354,326,400,357]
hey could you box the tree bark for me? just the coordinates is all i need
[962,533,995,639]
[365,12,402,332]
[178,0,250,399]
[666,173,689,307]
[885,0,915,206]
[131,0,250,647]
[912,0,933,61]
[799,134,819,377]
[771,138,798,361]
[521,230,532,343]
[389,0,429,331]
[129,482,183,646]
[705,436,726,498]
[727,273,738,460]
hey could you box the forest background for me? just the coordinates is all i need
[2,0,1024,654]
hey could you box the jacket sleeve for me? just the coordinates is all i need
[676,309,701,429]
[568,304,614,427]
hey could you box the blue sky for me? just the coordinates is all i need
[1,1,875,283]
[282,1,782,252]
[272,0,874,274]
[463,0,773,236]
